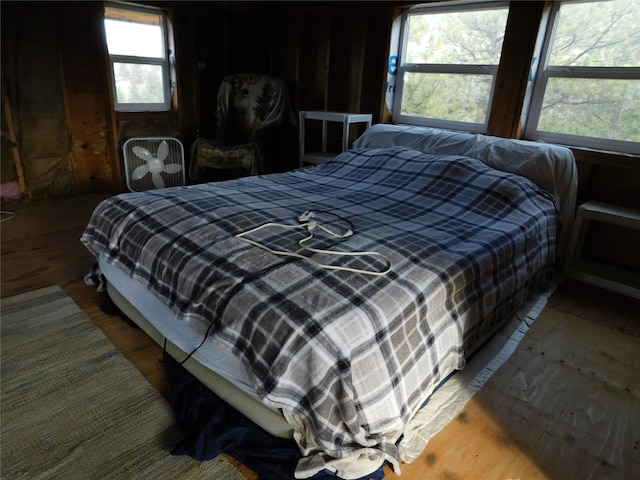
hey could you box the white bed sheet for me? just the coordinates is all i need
[99,255,259,399]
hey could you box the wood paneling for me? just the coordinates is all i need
[65,92,116,193]
[360,7,395,123]
[327,15,366,113]
[228,17,272,75]
[270,16,300,94]
[325,15,366,151]
[172,8,199,146]
[54,2,120,191]
[1,2,74,199]
[1,78,26,193]
[191,6,229,127]
[298,14,332,111]
[573,149,640,208]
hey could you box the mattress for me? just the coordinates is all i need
[99,255,293,438]
[82,130,575,478]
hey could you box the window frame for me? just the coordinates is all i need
[103,2,172,113]
[392,1,510,134]
[524,1,640,155]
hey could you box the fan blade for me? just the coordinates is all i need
[152,172,165,189]
[132,146,153,161]
[131,165,149,180]
[156,141,169,162]
[163,164,183,174]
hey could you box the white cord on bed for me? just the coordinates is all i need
[234,214,392,276]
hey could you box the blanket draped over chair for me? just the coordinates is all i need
[189,74,296,180]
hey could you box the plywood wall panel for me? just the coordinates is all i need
[192,9,229,127]
[64,91,115,194]
[270,16,300,103]
[360,7,394,124]
[171,8,199,146]
[53,2,120,192]
[70,130,116,195]
[0,3,73,199]
[298,15,331,111]
[327,15,365,112]
[573,149,640,208]
[227,17,272,76]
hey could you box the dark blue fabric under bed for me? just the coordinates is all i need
[164,353,386,480]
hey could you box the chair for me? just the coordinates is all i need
[189,74,297,182]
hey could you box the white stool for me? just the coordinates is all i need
[565,201,640,300]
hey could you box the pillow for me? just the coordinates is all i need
[354,124,578,258]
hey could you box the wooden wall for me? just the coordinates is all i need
[1,1,638,270]
[53,2,121,195]
[187,2,395,170]
[1,3,76,199]
[0,1,396,193]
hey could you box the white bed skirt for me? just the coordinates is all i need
[100,255,294,439]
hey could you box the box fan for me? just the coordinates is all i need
[123,137,185,192]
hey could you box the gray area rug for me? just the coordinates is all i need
[1,285,244,480]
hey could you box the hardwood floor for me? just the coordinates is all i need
[2,193,638,480]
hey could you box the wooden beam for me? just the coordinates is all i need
[53,2,122,192]
[487,1,548,139]
[1,71,27,194]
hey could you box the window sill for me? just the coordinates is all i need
[115,111,178,121]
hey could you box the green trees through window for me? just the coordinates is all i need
[394,0,640,153]
[103,3,171,112]
[531,0,640,146]
[396,4,509,130]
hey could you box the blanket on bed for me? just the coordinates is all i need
[81,146,557,478]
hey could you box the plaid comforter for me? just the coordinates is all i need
[81,146,557,477]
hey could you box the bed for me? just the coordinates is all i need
[81,124,577,479]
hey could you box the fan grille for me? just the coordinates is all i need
[123,137,185,192]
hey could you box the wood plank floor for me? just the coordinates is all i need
[2,193,639,480]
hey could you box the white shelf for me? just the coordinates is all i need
[570,259,640,300]
[299,111,372,167]
[565,201,640,300]
[301,111,373,123]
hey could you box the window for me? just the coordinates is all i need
[525,0,640,154]
[103,3,172,112]
[393,2,509,133]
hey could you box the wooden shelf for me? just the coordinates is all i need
[298,111,372,167]
[565,201,640,300]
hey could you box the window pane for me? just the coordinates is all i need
[549,0,640,67]
[401,72,493,123]
[105,19,163,58]
[538,78,640,142]
[113,63,165,104]
[406,8,508,65]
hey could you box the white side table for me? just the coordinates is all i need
[299,111,372,167]
[565,201,640,299]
